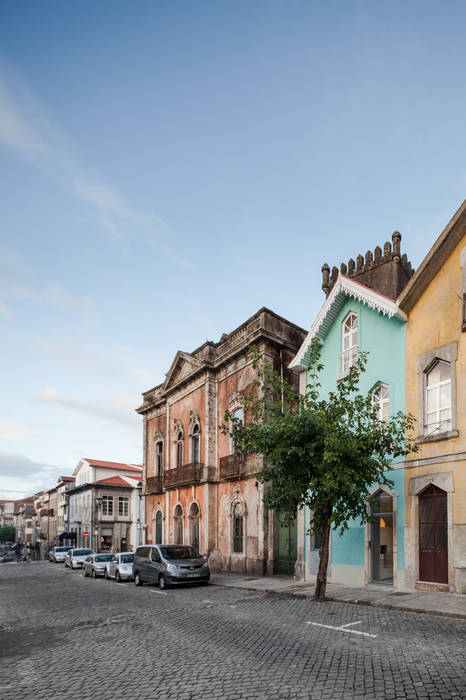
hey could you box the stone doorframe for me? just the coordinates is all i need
[407,471,454,587]
[364,483,398,589]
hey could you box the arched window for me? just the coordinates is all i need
[371,383,390,422]
[155,441,164,476]
[176,431,184,468]
[191,424,200,465]
[155,510,163,544]
[230,407,244,453]
[232,501,244,554]
[339,312,358,377]
[426,361,451,435]
[189,502,200,552]
[174,504,183,544]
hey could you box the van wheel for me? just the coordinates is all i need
[158,574,168,590]
[134,571,143,586]
[104,569,109,580]
[116,571,121,583]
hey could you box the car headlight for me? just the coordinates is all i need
[167,563,181,572]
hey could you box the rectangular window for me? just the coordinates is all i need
[102,496,113,516]
[118,497,129,517]
[156,442,163,475]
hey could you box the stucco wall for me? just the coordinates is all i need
[305,296,407,586]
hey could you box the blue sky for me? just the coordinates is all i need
[1,0,466,497]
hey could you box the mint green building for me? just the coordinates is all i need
[290,271,409,589]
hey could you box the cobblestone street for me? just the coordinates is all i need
[0,562,465,699]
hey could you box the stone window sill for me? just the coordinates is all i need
[416,429,459,444]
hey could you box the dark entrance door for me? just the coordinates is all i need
[277,513,297,575]
[419,484,448,584]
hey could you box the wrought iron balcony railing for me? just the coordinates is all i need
[146,475,164,494]
[219,454,244,480]
[164,463,203,489]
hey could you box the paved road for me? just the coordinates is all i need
[0,562,465,700]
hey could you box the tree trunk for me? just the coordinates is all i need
[313,507,332,602]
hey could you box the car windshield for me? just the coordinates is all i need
[56,547,71,552]
[73,549,92,556]
[121,554,134,563]
[95,554,113,562]
[160,547,201,560]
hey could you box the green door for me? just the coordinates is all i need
[277,513,297,575]
[155,512,163,544]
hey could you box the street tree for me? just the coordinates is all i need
[220,340,418,601]
[0,525,15,543]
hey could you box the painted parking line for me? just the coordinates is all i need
[116,583,127,587]
[150,589,168,596]
[306,620,377,638]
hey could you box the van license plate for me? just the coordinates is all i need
[187,573,200,578]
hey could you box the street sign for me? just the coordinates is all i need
[83,531,89,537]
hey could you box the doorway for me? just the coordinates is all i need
[371,491,394,583]
[277,513,297,575]
[419,484,448,584]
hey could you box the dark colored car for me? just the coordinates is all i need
[133,545,210,589]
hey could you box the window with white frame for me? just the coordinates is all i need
[425,361,451,435]
[230,407,244,453]
[191,424,200,464]
[339,312,358,377]
[118,496,129,517]
[176,431,184,467]
[155,441,163,476]
[371,383,390,422]
[102,495,113,516]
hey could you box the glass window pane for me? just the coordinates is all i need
[419,497,435,523]
[435,523,448,549]
[439,384,450,408]
[420,524,435,548]
[438,361,450,381]
[435,497,447,522]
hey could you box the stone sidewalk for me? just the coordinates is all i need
[210,572,466,619]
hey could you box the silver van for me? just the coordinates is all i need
[133,545,210,590]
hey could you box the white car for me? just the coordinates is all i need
[105,552,134,582]
[64,548,94,569]
[49,546,72,563]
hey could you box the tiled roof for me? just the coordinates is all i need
[84,459,143,473]
[60,476,75,482]
[96,476,133,486]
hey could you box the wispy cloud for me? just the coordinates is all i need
[0,75,47,157]
[0,451,58,479]
[0,274,99,328]
[0,420,29,443]
[37,387,139,431]
[0,69,193,269]
[0,300,11,315]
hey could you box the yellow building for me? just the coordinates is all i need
[399,201,466,593]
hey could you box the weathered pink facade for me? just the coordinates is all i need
[137,308,306,575]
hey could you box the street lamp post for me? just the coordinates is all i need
[95,497,103,552]
[137,481,143,547]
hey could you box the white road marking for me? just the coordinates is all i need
[116,583,126,587]
[339,621,362,628]
[306,621,377,638]
[150,589,168,596]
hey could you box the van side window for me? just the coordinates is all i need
[135,547,150,558]
[151,548,161,563]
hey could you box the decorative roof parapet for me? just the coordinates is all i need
[322,231,414,300]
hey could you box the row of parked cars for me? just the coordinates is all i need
[49,544,211,589]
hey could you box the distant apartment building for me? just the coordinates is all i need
[67,459,143,551]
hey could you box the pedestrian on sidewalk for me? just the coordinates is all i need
[21,545,30,562]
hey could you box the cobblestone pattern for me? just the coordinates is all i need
[0,562,465,699]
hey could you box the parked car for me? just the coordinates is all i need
[133,545,210,589]
[64,548,94,569]
[82,553,114,578]
[105,552,134,582]
[49,546,72,563]
[0,550,16,563]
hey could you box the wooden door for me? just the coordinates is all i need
[277,514,297,576]
[419,484,448,584]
